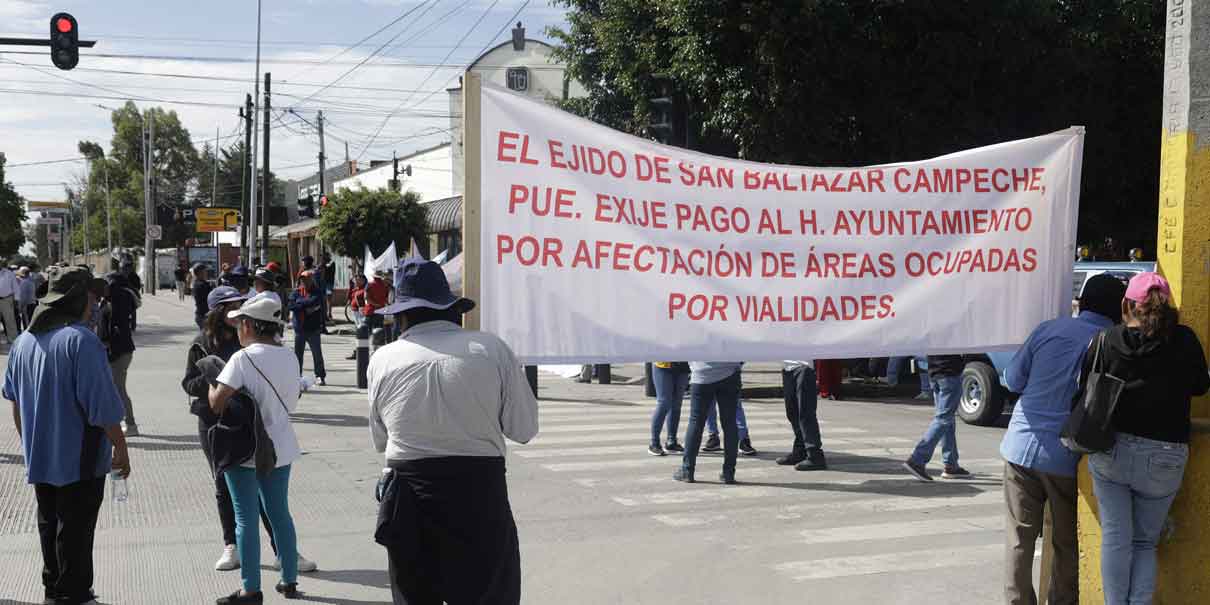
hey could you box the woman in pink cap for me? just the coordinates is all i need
[1082,272,1209,604]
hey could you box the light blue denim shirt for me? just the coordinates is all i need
[689,362,743,385]
[1000,311,1114,477]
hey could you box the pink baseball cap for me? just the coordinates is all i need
[1125,272,1171,303]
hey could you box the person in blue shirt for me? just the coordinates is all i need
[4,266,131,605]
[1000,273,1126,605]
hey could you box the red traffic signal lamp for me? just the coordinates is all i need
[49,12,78,70]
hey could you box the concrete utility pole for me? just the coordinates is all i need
[261,72,271,263]
[1077,3,1210,603]
[104,160,111,261]
[241,95,253,265]
[249,0,262,266]
[143,111,155,293]
[317,110,327,259]
[212,125,220,247]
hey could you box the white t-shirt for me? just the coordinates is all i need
[217,343,302,468]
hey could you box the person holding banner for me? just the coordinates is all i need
[903,355,970,482]
[368,258,537,605]
[676,362,744,484]
[778,360,827,470]
[649,362,689,456]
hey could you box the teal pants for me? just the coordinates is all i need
[224,465,297,592]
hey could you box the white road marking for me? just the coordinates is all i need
[571,457,1001,488]
[650,489,1003,527]
[798,515,1003,544]
[773,544,1002,581]
[538,420,862,433]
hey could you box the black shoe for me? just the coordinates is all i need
[275,582,300,599]
[345,351,357,360]
[673,468,695,483]
[647,444,666,456]
[739,438,758,456]
[317,377,326,386]
[903,460,933,482]
[941,465,973,479]
[795,456,828,471]
[702,434,722,452]
[776,450,806,466]
[719,471,737,485]
[217,589,264,604]
[664,441,684,453]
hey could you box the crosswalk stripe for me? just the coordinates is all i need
[571,457,1002,488]
[537,418,840,433]
[773,544,1001,581]
[799,515,1003,545]
[516,430,792,447]
[539,408,795,418]
[520,437,912,458]
[652,490,1003,527]
[540,446,917,473]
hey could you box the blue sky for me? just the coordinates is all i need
[0,0,570,201]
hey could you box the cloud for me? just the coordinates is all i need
[0,0,50,37]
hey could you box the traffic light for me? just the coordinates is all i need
[49,13,78,71]
[298,195,315,219]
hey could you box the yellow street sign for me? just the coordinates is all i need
[27,200,70,212]
[196,208,241,233]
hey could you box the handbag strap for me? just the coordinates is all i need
[245,355,291,415]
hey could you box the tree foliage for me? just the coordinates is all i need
[317,187,427,259]
[0,154,28,259]
[550,0,1166,252]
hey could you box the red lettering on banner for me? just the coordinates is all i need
[509,184,576,218]
[1031,168,1045,191]
[668,293,728,321]
[496,131,539,165]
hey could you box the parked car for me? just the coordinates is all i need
[957,261,1155,425]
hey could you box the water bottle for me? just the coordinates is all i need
[110,470,128,503]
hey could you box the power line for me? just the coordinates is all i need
[0,50,563,69]
[357,0,499,159]
[6,157,86,168]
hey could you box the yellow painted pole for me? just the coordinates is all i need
[1078,3,1210,603]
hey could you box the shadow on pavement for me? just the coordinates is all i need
[138,433,199,444]
[306,568,390,589]
[297,595,386,605]
[132,323,197,340]
[0,600,46,605]
[304,388,361,396]
[537,398,642,407]
[127,440,199,452]
[721,478,989,498]
[291,412,368,428]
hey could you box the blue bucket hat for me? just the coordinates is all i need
[207,285,248,311]
[375,257,474,316]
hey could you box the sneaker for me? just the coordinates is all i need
[316,377,326,387]
[739,438,758,456]
[647,444,666,457]
[941,466,973,479]
[275,582,300,599]
[702,434,722,452]
[215,544,240,571]
[776,451,806,466]
[903,460,933,482]
[273,554,318,573]
[122,423,139,437]
[664,441,684,453]
[216,589,264,604]
[673,468,695,483]
[719,471,737,485]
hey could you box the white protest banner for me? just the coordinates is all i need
[475,83,1083,364]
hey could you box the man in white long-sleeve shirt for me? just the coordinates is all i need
[367,258,537,605]
[0,263,19,345]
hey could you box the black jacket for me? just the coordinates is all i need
[1083,323,1210,444]
[182,333,241,426]
[101,274,137,360]
[206,390,276,478]
[927,355,965,379]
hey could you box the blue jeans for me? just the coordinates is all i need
[1090,434,1188,605]
[651,366,689,446]
[915,356,930,393]
[225,465,298,592]
[681,373,741,476]
[886,356,909,386]
[705,397,748,439]
[909,375,961,467]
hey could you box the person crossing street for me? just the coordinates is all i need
[288,271,326,386]
[903,355,970,481]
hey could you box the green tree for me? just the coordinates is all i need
[550,0,1166,253]
[0,154,28,259]
[317,187,427,260]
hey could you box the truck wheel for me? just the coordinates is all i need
[958,361,1005,426]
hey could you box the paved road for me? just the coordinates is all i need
[0,294,1022,604]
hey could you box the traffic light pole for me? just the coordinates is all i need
[261,72,271,263]
[316,110,327,259]
[143,112,155,294]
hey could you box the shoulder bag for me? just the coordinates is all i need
[1061,332,1125,454]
